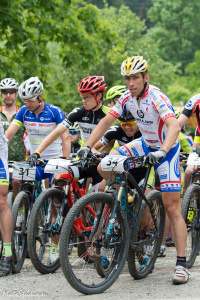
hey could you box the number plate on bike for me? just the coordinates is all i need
[100,155,128,173]
[44,158,71,174]
[12,162,36,181]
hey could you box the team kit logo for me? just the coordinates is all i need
[137,110,144,118]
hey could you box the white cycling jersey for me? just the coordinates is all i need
[110,84,176,149]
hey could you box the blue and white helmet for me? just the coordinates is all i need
[18,77,43,100]
[0,78,19,90]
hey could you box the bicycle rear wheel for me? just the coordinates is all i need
[182,183,200,268]
[128,189,165,279]
[59,192,128,295]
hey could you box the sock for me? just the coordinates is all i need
[2,242,12,257]
[176,256,186,268]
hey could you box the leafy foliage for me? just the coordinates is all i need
[0,0,199,115]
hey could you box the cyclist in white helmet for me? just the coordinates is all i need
[0,78,17,275]
[5,77,68,179]
[0,78,26,161]
[78,55,190,285]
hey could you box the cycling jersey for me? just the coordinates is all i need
[62,106,108,145]
[110,84,177,149]
[0,106,26,161]
[14,103,64,159]
[182,94,200,142]
[0,121,8,185]
[101,125,141,147]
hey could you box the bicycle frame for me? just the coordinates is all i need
[100,162,159,246]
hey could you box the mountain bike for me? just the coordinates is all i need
[11,161,43,273]
[59,154,165,294]
[27,157,92,274]
[181,152,200,268]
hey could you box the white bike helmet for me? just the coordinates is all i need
[121,56,148,76]
[0,78,19,90]
[18,77,44,100]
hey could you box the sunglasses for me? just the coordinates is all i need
[121,121,136,128]
[1,89,16,95]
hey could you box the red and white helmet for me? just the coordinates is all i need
[78,76,107,95]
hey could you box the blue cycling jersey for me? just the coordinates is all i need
[14,103,64,159]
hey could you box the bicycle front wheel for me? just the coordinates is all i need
[12,191,30,273]
[27,188,65,274]
[59,192,129,295]
[182,183,200,268]
[128,189,165,279]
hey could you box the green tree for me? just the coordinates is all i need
[148,0,200,71]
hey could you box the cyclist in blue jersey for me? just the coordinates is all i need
[5,77,68,263]
[5,77,68,181]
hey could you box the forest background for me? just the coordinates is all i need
[0,0,200,119]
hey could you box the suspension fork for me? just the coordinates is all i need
[127,166,159,230]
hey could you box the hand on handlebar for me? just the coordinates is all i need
[76,146,91,160]
[28,152,40,167]
[145,150,166,164]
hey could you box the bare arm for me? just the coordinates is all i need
[161,117,180,153]
[178,113,188,130]
[35,123,67,155]
[94,140,104,150]
[60,130,71,158]
[5,122,20,141]
[86,114,116,148]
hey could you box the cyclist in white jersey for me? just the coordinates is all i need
[77,56,190,285]
[0,120,13,276]
[5,77,68,181]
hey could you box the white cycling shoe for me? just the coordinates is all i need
[172,265,191,285]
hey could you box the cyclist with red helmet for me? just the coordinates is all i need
[29,75,108,185]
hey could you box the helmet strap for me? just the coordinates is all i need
[91,93,102,111]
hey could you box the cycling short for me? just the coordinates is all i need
[116,137,181,192]
[0,157,9,186]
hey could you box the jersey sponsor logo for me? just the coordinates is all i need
[82,117,90,121]
[185,100,193,109]
[135,117,153,125]
[40,117,52,122]
[137,110,144,118]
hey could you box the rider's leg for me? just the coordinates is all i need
[156,143,190,284]
[183,165,195,192]
[0,185,13,243]
[0,184,13,276]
